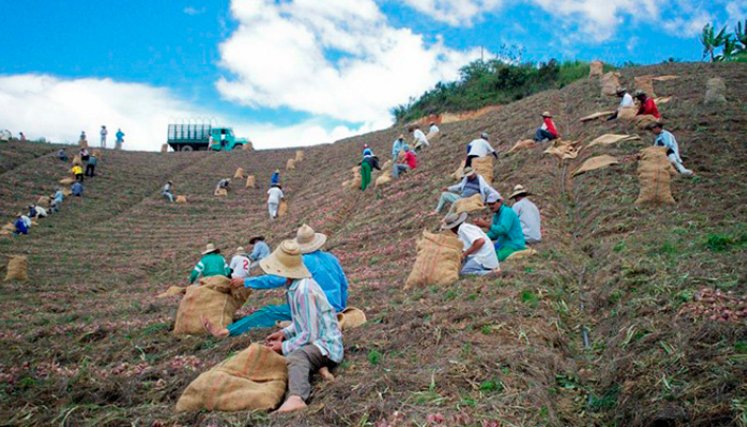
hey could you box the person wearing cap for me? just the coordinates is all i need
[248,236,271,269]
[161,180,174,202]
[13,214,29,235]
[188,243,230,284]
[509,185,542,244]
[534,112,559,142]
[474,192,527,261]
[229,247,251,280]
[465,131,498,168]
[267,184,284,219]
[635,90,660,119]
[392,145,417,179]
[71,181,83,197]
[607,88,635,120]
[433,167,500,215]
[216,178,231,192]
[392,135,406,160]
[443,212,500,276]
[359,151,381,191]
[271,169,281,186]
[410,125,429,150]
[647,122,694,176]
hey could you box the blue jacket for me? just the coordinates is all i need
[72,182,83,196]
[14,218,28,235]
[270,172,280,185]
[243,250,348,312]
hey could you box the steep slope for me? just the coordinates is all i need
[0,62,745,427]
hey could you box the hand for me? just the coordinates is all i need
[265,340,283,354]
[266,330,285,343]
[473,218,488,228]
[230,278,245,289]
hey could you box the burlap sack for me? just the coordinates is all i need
[543,140,579,160]
[705,77,726,104]
[72,155,83,166]
[587,134,640,148]
[635,146,676,206]
[347,166,362,190]
[245,175,256,189]
[173,276,251,335]
[634,115,660,130]
[589,60,604,78]
[507,139,536,153]
[233,168,245,179]
[92,149,102,158]
[618,106,638,121]
[175,195,187,204]
[4,256,29,282]
[653,75,679,82]
[453,194,485,214]
[375,174,392,188]
[59,177,75,185]
[336,307,367,331]
[214,188,228,197]
[579,111,615,122]
[634,75,656,98]
[601,72,621,96]
[295,150,304,162]
[505,248,537,261]
[278,200,288,217]
[451,160,467,181]
[655,96,672,105]
[471,156,494,183]
[405,231,463,289]
[242,142,253,151]
[175,343,288,412]
[79,139,88,149]
[62,188,72,197]
[161,144,169,153]
[157,286,187,298]
[36,196,50,207]
[572,155,619,177]
[286,158,296,171]
[381,159,392,172]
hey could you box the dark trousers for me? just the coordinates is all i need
[75,173,84,182]
[287,345,336,400]
[534,128,557,142]
[465,154,479,168]
[85,165,95,177]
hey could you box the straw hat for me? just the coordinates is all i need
[294,224,327,254]
[480,132,489,140]
[234,246,245,255]
[259,240,311,279]
[463,166,476,176]
[441,212,468,230]
[541,111,552,118]
[201,243,218,255]
[509,184,530,199]
[616,87,627,95]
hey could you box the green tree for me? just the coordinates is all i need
[700,23,729,62]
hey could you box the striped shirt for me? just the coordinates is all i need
[281,278,344,363]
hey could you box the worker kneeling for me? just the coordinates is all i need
[442,212,500,276]
[433,167,499,215]
[474,192,527,261]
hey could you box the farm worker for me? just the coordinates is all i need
[71,181,83,197]
[428,122,440,135]
[229,247,251,280]
[13,214,29,235]
[248,236,271,269]
[534,111,559,142]
[432,167,499,215]
[188,243,230,284]
[208,134,215,148]
[100,125,108,148]
[392,145,417,179]
[474,192,527,261]
[80,148,90,162]
[71,164,84,182]
[52,188,64,207]
[635,90,660,119]
[216,178,231,192]
[220,129,227,149]
[57,149,68,161]
[271,169,281,186]
[267,184,284,219]
[391,134,405,160]
[33,205,48,218]
[442,212,500,276]
[161,181,174,202]
[206,224,348,337]
[647,122,694,176]
[509,185,542,244]
[411,125,429,150]
[85,153,97,177]
[115,128,124,150]
[465,132,498,168]
[359,152,381,191]
[79,131,87,144]
[19,132,26,142]
[607,87,635,120]
[28,205,37,219]
[20,213,32,229]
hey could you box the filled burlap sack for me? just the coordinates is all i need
[507,139,537,153]
[405,231,463,289]
[245,175,256,189]
[543,140,579,160]
[471,156,494,183]
[157,286,187,298]
[634,75,656,98]
[62,188,72,197]
[175,343,288,412]
[161,144,169,153]
[579,111,615,122]
[286,158,296,171]
[295,150,304,162]
[600,72,621,96]
[336,307,367,331]
[72,155,83,166]
[36,196,50,207]
[653,75,679,82]
[704,77,726,104]
[233,168,245,179]
[242,142,253,151]
[587,134,640,148]
[635,146,676,206]
[589,60,604,78]
[278,200,288,217]
[173,276,252,335]
[4,256,29,282]
[618,106,638,121]
[453,194,485,214]
[381,159,393,172]
[375,174,392,188]
[214,188,228,197]
[347,166,362,190]
[634,114,660,130]
[59,177,75,185]
[572,155,619,177]
[175,195,187,204]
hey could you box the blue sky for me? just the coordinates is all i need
[0,0,743,150]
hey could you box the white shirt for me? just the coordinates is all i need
[619,93,634,108]
[429,124,439,134]
[457,223,499,270]
[467,138,495,157]
[267,187,284,204]
[229,255,251,279]
[512,198,542,242]
[21,215,32,228]
[100,128,107,136]
[35,206,48,217]
[413,129,429,146]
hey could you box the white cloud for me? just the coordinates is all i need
[183,6,205,16]
[662,10,714,37]
[401,0,503,26]
[215,0,484,126]
[0,74,360,151]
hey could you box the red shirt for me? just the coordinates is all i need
[638,98,660,119]
[404,151,417,169]
[543,118,559,137]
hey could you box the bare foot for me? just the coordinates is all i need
[201,316,229,338]
[319,366,335,382]
[275,395,307,413]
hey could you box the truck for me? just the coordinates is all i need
[166,123,249,152]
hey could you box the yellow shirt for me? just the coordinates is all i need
[72,165,82,175]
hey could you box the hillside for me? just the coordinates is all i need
[0,62,745,427]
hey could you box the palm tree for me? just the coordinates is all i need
[700,23,728,62]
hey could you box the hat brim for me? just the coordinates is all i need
[296,232,327,254]
[259,254,311,279]
[202,248,218,255]
[442,212,468,230]
[509,190,530,199]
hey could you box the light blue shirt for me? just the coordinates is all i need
[249,241,271,262]
[654,130,681,161]
[243,250,348,312]
[53,190,64,204]
[392,138,404,159]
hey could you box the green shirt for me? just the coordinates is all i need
[487,204,526,251]
[189,253,230,284]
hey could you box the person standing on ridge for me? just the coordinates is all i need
[100,125,108,148]
[115,128,125,150]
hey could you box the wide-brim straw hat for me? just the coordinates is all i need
[509,184,530,199]
[294,224,327,254]
[259,240,311,279]
[202,243,218,255]
[463,166,476,176]
[541,111,553,118]
[233,246,245,255]
[441,212,468,230]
